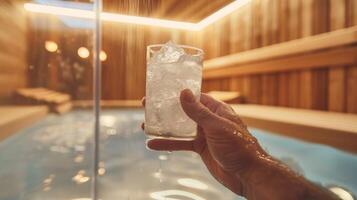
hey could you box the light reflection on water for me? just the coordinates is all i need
[328,186,355,200]
[0,110,356,200]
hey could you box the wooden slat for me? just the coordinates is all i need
[277,72,289,107]
[229,76,244,94]
[242,75,262,104]
[299,70,313,109]
[220,78,230,91]
[204,46,357,79]
[242,4,252,51]
[204,26,357,69]
[287,0,301,40]
[261,0,270,46]
[261,73,278,105]
[287,71,300,107]
[347,65,357,113]
[299,0,314,110]
[229,9,242,53]
[278,0,289,42]
[251,0,263,48]
[328,67,346,112]
[327,0,347,113]
[301,0,313,37]
[313,0,329,34]
[270,0,279,44]
[311,68,328,110]
[346,0,357,27]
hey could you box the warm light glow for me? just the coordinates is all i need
[150,190,206,200]
[24,3,94,19]
[177,178,208,190]
[72,170,90,184]
[45,41,58,52]
[197,0,250,29]
[329,187,354,200]
[100,115,116,127]
[101,12,198,31]
[24,0,250,31]
[100,50,107,61]
[78,47,90,58]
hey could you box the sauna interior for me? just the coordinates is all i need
[0,0,357,199]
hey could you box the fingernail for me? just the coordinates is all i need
[145,139,154,151]
[181,89,195,103]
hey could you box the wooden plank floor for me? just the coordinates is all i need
[232,105,357,154]
[0,106,48,141]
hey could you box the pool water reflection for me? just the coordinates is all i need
[0,109,356,200]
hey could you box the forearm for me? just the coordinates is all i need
[237,156,339,200]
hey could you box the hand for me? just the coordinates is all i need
[142,89,340,200]
[142,89,267,196]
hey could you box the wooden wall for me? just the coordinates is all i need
[23,0,357,114]
[0,0,28,103]
[27,15,94,100]
[191,0,357,114]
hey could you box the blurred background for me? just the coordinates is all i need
[0,0,357,200]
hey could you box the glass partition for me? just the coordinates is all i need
[0,0,98,199]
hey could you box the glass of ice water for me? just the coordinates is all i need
[145,41,204,140]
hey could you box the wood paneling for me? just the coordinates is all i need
[202,0,357,114]
[233,104,357,154]
[23,0,357,115]
[0,1,27,103]
[204,45,357,78]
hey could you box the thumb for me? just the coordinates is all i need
[180,89,232,131]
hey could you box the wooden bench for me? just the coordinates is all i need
[0,106,48,141]
[232,104,357,154]
[201,26,357,113]
[14,88,72,114]
[207,91,243,103]
[203,26,357,77]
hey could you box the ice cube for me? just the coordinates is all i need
[151,41,185,63]
[146,41,203,139]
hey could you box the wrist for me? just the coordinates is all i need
[236,152,273,183]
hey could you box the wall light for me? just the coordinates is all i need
[24,0,250,31]
[45,41,58,52]
[78,47,90,59]
[100,50,107,61]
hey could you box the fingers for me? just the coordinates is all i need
[147,139,194,151]
[200,93,224,112]
[201,93,246,130]
[180,89,235,131]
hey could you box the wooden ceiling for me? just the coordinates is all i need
[102,0,233,22]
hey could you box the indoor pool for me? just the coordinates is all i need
[0,109,356,200]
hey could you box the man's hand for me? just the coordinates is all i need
[142,89,339,200]
[142,89,267,196]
